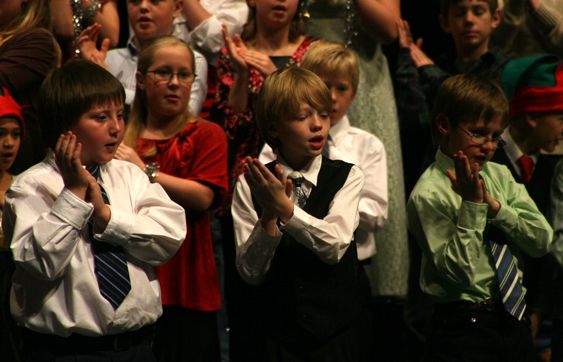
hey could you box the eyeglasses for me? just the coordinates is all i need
[458,125,506,148]
[146,69,195,85]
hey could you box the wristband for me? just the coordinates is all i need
[144,162,159,183]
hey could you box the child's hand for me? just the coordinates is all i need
[446,151,484,203]
[86,174,111,231]
[243,157,293,222]
[222,25,248,73]
[242,50,277,76]
[397,19,419,49]
[482,181,501,217]
[115,143,145,170]
[54,132,89,200]
[76,23,110,68]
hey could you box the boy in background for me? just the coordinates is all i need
[3,60,186,361]
[232,66,372,360]
[493,54,563,357]
[407,74,552,361]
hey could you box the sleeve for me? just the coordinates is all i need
[394,47,431,130]
[189,50,208,116]
[93,166,187,266]
[488,170,553,257]
[281,165,364,265]
[0,29,58,95]
[5,185,94,281]
[188,122,229,204]
[550,160,563,266]
[190,1,248,61]
[407,187,489,288]
[356,136,388,234]
[214,48,254,137]
[418,64,450,111]
[231,174,282,285]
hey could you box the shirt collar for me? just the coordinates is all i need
[435,148,455,174]
[46,150,109,181]
[276,154,322,187]
[502,128,539,164]
[328,115,350,146]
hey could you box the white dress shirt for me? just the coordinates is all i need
[173,0,249,66]
[4,154,186,337]
[259,115,387,260]
[232,154,364,285]
[106,36,208,115]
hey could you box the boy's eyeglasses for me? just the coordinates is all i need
[146,69,195,85]
[458,125,506,148]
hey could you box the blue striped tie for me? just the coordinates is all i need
[487,227,526,320]
[87,165,131,309]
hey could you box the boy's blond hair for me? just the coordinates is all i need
[301,40,360,93]
[432,74,509,142]
[256,66,331,150]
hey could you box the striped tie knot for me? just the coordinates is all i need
[288,171,307,207]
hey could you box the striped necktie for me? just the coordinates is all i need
[288,171,307,208]
[87,165,131,309]
[487,226,526,320]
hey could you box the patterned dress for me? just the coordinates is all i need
[306,0,408,296]
[212,36,316,209]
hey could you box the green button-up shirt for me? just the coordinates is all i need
[407,149,553,303]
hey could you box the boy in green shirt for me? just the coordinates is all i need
[407,73,552,361]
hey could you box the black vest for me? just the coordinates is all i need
[252,157,370,344]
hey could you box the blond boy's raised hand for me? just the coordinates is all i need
[243,157,293,229]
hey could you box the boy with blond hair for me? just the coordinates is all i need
[233,66,372,360]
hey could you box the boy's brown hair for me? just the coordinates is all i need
[432,74,508,140]
[37,60,125,148]
[255,66,331,150]
[439,0,499,16]
[300,40,360,93]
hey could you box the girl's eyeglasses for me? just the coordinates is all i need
[146,69,195,85]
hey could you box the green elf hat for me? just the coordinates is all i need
[500,54,563,118]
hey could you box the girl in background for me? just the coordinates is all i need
[116,36,228,362]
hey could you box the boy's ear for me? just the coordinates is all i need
[436,113,450,136]
[490,8,501,29]
[136,71,146,90]
[173,0,182,17]
[525,114,538,129]
[438,14,450,33]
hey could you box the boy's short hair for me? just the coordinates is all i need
[301,40,360,93]
[432,74,509,134]
[439,0,498,16]
[37,60,125,148]
[255,66,331,150]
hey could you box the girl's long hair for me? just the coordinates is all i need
[0,0,51,40]
[123,36,195,156]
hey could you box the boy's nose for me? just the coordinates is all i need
[310,114,322,129]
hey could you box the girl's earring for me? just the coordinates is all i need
[300,0,310,20]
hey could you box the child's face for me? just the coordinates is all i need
[0,117,21,172]
[440,0,500,55]
[251,0,299,29]
[70,102,125,166]
[318,73,356,126]
[137,45,194,119]
[269,102,330,169]
[527,112,563,153]
[127,0,181,43]
[440,115,504,166]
